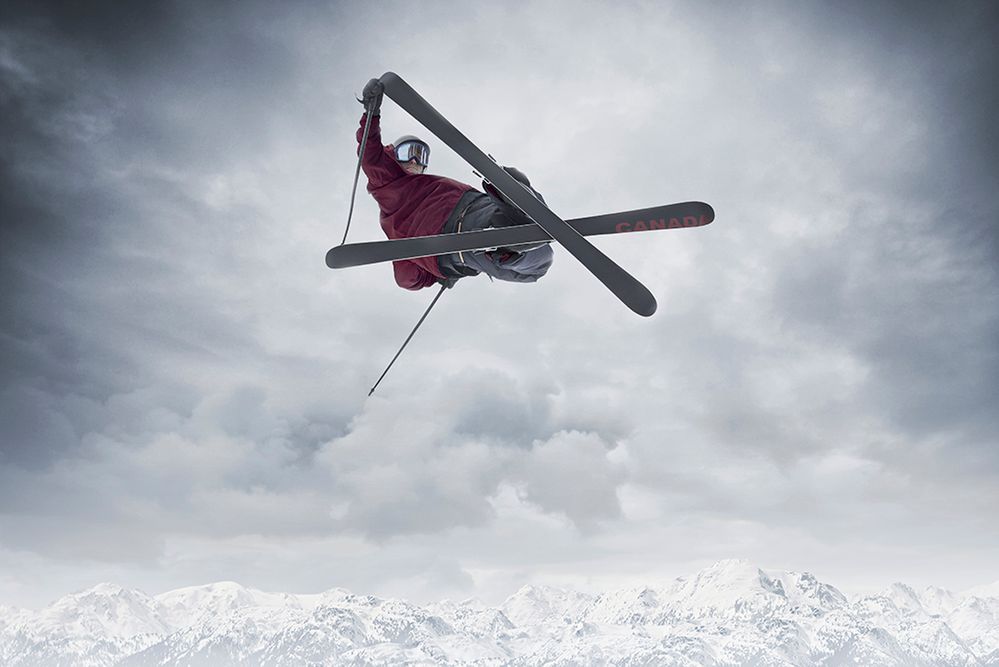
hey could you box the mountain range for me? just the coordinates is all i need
[2,559,998,666]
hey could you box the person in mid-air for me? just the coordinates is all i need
[358,78,553,290]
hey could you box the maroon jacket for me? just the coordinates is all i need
[357,113,475,289]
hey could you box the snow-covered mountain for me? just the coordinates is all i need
[2,560,998,666]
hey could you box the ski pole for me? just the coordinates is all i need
[340,99,376,246]
[368,283,448,396]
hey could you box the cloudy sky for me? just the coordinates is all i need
[1,1,997,609]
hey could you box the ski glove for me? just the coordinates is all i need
[481,165,530,191]
[482,166,546,205]
[437,276,458,289]
[502,166,531,187]
[359,78,384,116]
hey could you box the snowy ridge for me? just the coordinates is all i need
[2,560,998,666]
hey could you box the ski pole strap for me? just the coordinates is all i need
[367,283,448,396]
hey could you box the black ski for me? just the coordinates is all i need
[379,72,658,317]
[327,201,714,269]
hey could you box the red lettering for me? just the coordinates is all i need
[617,215,710,234]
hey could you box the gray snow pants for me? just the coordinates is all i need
[437,191,553,283]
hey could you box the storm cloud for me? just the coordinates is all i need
[1,0,997,607]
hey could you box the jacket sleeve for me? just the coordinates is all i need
[357,113,405,189]
[393,260,438,290]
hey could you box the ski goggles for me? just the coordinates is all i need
[394,140,430,167]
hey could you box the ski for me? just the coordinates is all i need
[327,201,714,269]
[378,71,658,317]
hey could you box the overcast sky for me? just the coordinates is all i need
[1,0,997,609]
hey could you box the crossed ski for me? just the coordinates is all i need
[328,201,714,269]
[332,72,714,318]
[379,72,661,317]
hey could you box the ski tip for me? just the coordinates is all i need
[325,247,340,269]
[636,297,658,317]
[690,201,715,225]
[623,289,657,317]
[379,71,400,85]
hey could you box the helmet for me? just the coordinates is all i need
[393,135,430,167]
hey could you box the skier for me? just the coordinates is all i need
[358,78,553,290]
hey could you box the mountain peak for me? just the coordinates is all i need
[502,584,594,627]
[29,582,169,640]
[690,559,768,584]
[707,557,757,570]
[671,559,779,603]
[80,582,128,596]
[154,580,310,632]
[882,582,928,613]
[60,582,153,604]
[921,585,960,616]
[966,579,999,599]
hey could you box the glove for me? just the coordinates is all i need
[359,78,384,115]
[502,166,531,187]
[437,276,458,289]
[482,166,545,205]
[482,166,529,192]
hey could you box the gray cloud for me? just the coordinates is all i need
[1,0,997,608]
